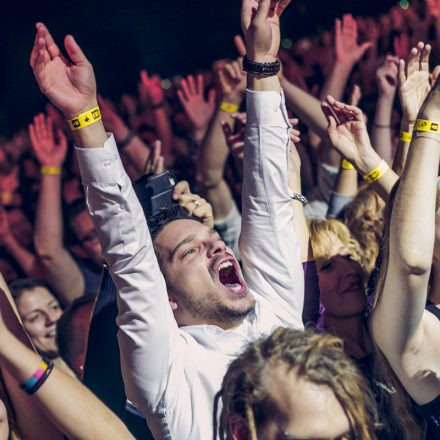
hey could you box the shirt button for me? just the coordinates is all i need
[104,159,111,167]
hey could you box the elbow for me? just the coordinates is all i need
[398,256,432,277]
[34,237,60,260]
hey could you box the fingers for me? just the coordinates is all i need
[187,75,197,96]
[254,0,271,25]
[207,88,216,105]
[36,23,61,59]
[172,180,190,199]
[196,74,204,96]
[349,84,362,107]
[233,34,246,56]
[420,42,431,72]
[64,34,89,65]
[144,140,163,175]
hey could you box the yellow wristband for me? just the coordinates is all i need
[67,106,101,131]
[363,159,389,184]
[219,102,239,113]
[341,159,355,170]
[399,131,413,143]
[41,166,62,176]
[414,119,440,134]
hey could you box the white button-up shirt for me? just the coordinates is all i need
[76,90,304,440]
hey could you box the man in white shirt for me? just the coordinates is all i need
[30,1,303,438]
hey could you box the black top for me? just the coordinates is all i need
[412,303,440,439]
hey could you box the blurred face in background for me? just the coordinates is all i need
[16,286,62,357]
[316,233,366,319]
[71,210,103,266]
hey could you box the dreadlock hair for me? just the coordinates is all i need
[147,204,204,242]
[214,327,379,440]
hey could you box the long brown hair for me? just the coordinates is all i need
[369,183,425,438]
[214,327,378,439]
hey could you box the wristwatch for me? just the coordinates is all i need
[243,56,281,77]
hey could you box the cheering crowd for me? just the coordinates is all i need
[0,0,440,438]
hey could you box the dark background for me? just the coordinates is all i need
[0,0,396,136]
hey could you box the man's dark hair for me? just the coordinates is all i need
[56,293,96,374]
[9,278,52,302]
[148,204,204,242]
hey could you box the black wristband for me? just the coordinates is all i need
[151,101,164,110]
[118,130,136,150]
[242,56,281,77]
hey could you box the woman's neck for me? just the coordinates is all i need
[324,314,372,359]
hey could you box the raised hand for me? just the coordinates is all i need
[138,70,164,107]
[221,118,245,162]
[30,23,97,119]
[0,166,19,206]
[398,42,431,124]
[241,0,291,62]
[322,95,374,171]
[28,113,68,166]
[143,140,165,175]
[177,74,216,135]
[217,59,246,101]
[376,55,399,98]
[335,14,372,66]
[172,180,214,228]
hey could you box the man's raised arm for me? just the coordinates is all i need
[29,23,182,431]
[240,0,304,328]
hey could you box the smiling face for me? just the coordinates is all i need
[16,286,62,357]
[154,219,254,328]
[316,233,366,319]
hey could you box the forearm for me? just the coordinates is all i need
[152,107,174,161]
[2,238,43,278]
[0,329,133,440]
[391,134,439,273]
[34,175,64,255]
[333,167,358,196]
[280,77,328,138]
[392,119,414,175]
[372,95,395,164]
[320,62,353,102]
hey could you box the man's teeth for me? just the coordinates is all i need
[225,283,241,291]
[219,261,233,270]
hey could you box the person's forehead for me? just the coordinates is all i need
[17,286,56,311]
[269,368,351,438]
[155,219,211,253]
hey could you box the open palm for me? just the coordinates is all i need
[30,23,97,119]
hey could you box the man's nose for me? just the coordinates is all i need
[207,238,226,258]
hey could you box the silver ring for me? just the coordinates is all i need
[192,199,199,207]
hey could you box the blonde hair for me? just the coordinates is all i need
[345,188,385,276]
[214,327,378,439]
[308,218,365,276]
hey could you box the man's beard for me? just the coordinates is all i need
[175,287,255,326]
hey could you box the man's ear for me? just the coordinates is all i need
[228,413,250,440]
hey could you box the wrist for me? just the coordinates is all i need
[63,98,98,121]
[357,150,382,176]
[400,116,415,133]
[221,93,243,106]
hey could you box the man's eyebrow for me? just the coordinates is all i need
[170,234,198,262]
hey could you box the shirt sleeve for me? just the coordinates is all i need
[240,90,304,329]
[75,135,183,416]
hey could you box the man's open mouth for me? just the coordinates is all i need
[217,260,247,296]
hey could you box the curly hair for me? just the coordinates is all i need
[214,327,379,440]
[344,188,385,277]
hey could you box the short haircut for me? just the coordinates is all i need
[147,204,204,242]
[9,278,52,303]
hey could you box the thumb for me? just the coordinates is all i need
[360,41,373,55]
[64,35,89,65]
[234,34,247,57]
